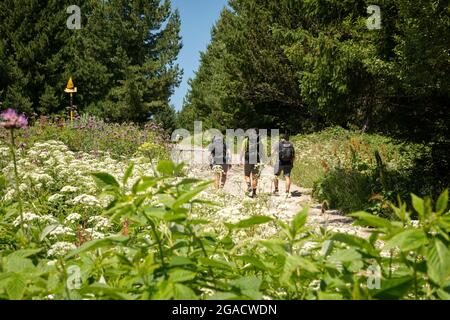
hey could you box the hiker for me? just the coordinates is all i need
[272,134,295,197]
[240,128,265,198]
[208,135,231,189]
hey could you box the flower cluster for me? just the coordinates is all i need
[0,140,157,256]
[0,108,28,129]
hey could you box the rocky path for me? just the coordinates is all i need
[175,146,369,237]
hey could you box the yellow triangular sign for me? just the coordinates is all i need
[66,77,74,90]
[64,77,77,93]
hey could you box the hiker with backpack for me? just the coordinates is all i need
[239,128,265,198]
[208,135,231,189]
[272,134,295,197]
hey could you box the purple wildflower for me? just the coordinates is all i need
[0,109,28,129]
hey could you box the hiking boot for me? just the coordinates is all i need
[272,189,279,196]
[285,192,291,199]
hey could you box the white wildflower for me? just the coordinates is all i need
[40,215,58,224]
[49,225,75,237]
[60,185,78,193]
[70,194,101,207]
[12,211,40,227]
[84,228,106,240]
[48,194,64,202]
[88,216,111,231]
[47,242,77,257]
[65,212,82,224]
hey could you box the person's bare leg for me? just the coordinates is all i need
[285,176,291,194]
[244,175,251,193]
[251,174,257,197]
[215,173,220,189]
[221,172,227,188]
[273,176,279,193]
[252,176,258,189]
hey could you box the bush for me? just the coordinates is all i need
[313,168,374,213]
[290,127,435,213]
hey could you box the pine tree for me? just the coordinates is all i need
[0,0,182,123]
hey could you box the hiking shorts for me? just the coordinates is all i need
[244,164,260,177]
[211,163,230,173]
[274,163,293,177]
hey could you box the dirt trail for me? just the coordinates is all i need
[174,146,369,237]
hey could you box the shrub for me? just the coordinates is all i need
[313,168,374,213]
[290,127,434,213]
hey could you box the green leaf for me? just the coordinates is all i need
[436,189,449,215]
[281,255,319,284]
[39,224,59,241]
[8,249,42,258]
[411,194,425,220]
[329,248,362,263]
[292,255,319,273]
[385,229,428,252]
[350,212,392,229]
[237,255,268,271]
[372,276,414,299]
[0,175,7,192]
[132,176,161,194]
[91,172,120,188]
[169,256,195,267]
[330,233,378,256]
[229,216,272,229]
[427,239,450,287]
[6,274,26,300]
[198,258,234,271]
[144,207,166,220]
[230,276,262,300]
[5,255,35,273]
[390,202,409,222]
[230,276,262,291]
[259,239,289,255]
[157,160,175,176]
[65,236,129,259]
[174,283,198,300]
[123,163,135,186]
[169,269,197,283]
[292,207,308,236]
[437,289,450,300]
[157,194,176,209]
[172,182,210,209]
[317,292,344,300]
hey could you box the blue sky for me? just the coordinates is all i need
[170,0,229,111]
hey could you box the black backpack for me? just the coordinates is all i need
[211,139,227,164]
[279,141,294,162]
[245,136,261,163]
